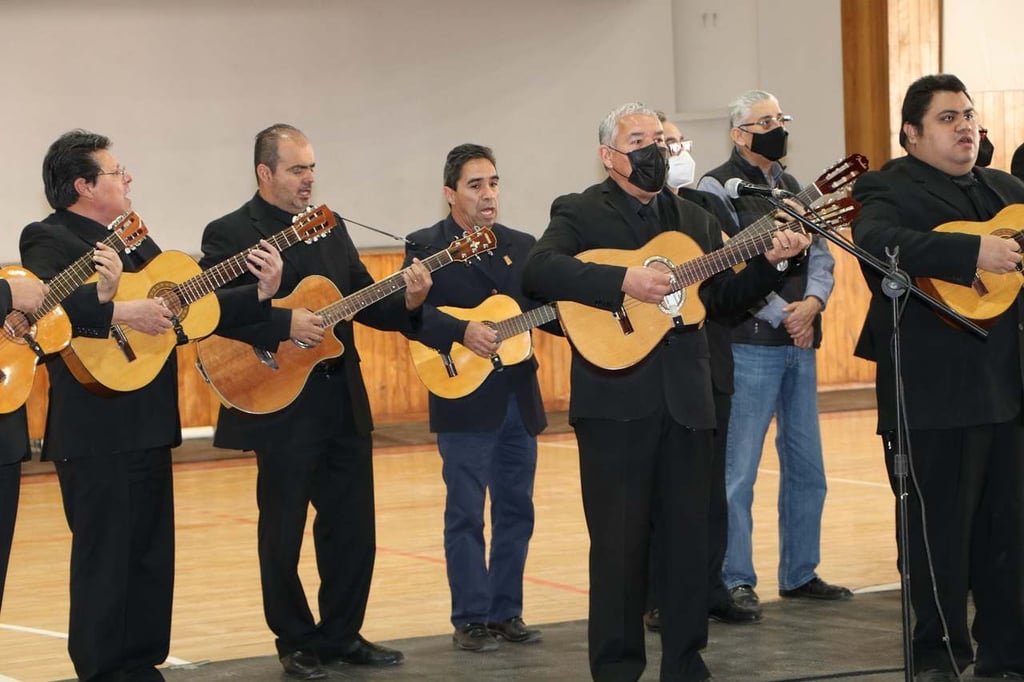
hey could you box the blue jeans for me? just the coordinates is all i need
[723,343,827,591]
[437,396,537,627]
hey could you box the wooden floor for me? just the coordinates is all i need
[0,408,897,682]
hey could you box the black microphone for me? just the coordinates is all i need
[723,178,793,200]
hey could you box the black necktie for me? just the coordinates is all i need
[951,173,997,221]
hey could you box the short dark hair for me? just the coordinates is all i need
[899,74,972,149]
[42,129,110,210]
[254,123,305,178]
[443,144,496,190]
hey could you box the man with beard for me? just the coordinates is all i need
[522,102,807,682]
[698,90,848,620]
[199,123,432,680]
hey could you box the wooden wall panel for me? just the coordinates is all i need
[841,0,892,170]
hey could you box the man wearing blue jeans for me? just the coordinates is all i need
[699,89,851,616]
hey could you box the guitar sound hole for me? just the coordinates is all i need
[149,284,188,320]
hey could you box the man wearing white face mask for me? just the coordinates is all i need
[643,115,762,633]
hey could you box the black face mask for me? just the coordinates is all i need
[610,143,668,192]
[749,126,789,162]
[976,133,994,167]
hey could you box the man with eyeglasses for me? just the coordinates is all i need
[19,129,282,681]
[853,73,1024,682]
[641,115,762,632]
[697,90,849,622]
[523,101,808,682]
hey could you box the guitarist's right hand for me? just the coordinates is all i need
[112,298,175,335]
[289,308,325,348]
[93,242,123,304]
[463,321,500,358]
[977,234,1022,274]
[622,266,674,303]
[8,276,47,314]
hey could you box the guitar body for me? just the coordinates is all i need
[916,204,1024,323]
[195,275,345,414]
[557,231,707,370]
[0,266,72,413]
[63,251,221,393]
[409,294,534,399]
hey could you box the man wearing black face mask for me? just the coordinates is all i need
[697,90,848,621]
[523,102,808,682]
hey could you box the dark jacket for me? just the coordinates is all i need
[0,281,30,465]
[403,216,559,436]
[522,177,784,427]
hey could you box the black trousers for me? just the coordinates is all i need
[55,448,174,682]
[576,412,713,682]
[254,409,376,659]
[885,419,1024,674]
[0,459,20,616]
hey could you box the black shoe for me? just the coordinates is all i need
[487,617,542,644]
[280,650,327,680]
[728,585,763,616]
[643,609,660,632]
[709,597,762,624]
[974,668,1024,680]
[779,577,853,601]
[330,636,404,666]
[453,623,499,651]
[914,669,957,682]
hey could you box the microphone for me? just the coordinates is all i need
[724,178,793,200]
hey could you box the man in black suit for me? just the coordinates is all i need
[199,123,432,680]
[19,129,280,681]
[852,74,1024,681]
[403,143,559,653]
[0,274,46,616]
[522,103,807,682]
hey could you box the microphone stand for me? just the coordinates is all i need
[764,196,986,682]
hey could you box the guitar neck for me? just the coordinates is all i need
[729,183,823,243]
[671,229,780,292]
[317,248,457,327]
[28,230,128,324]
[494,304,558,342]
[174,225,308,305]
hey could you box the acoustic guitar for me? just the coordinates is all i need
[0,211,148,413]
[556,197,860,370]
[194,228,498,414]
[62,205,336,394]
[408,296,558,399]
[915,203,1024,324]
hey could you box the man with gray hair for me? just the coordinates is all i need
[523,102,808,682]
[698,90,849,620]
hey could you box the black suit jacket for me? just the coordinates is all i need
[0,282,30,465]
[200,193,422,450]
[852,155,1024,432]
[19,210,181,460]
[522,178,782,427]
[403,216,560,436]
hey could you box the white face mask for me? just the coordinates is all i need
[667,151,696,189]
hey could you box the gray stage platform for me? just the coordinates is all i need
[112,589,994,682]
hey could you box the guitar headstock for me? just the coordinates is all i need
[813,154,869,195]
[109,211,149,253]
[449,227,497,263]
[814,196,861,231]
[292,204,338,244]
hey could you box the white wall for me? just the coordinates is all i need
[0,0,844,264]
[944,0,1024,91]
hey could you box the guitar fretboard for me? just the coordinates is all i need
[669,230,779,294]
[728,183,823,243]
[317,248,458,328]
[27,213,139,324]
[494,304,558,342]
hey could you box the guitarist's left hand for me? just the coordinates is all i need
[93,242,123,304]
[403,258,432,310]
[246,239,283,302]
[765,228,810,266]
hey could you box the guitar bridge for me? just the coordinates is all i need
[111,324,137,362]
[971,273,989,297]
[440,352,457,378]
[612,306,634,336]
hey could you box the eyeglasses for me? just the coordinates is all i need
[97,167,128,180]
[736,114,793,131]
[667,140,693,157]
